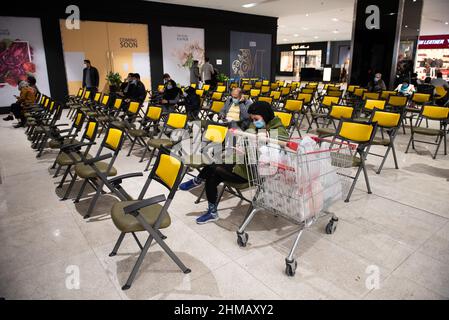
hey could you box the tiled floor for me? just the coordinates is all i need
[0,111,448,300]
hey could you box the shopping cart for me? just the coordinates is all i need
[229,129,354,276]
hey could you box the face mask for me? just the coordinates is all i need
[132,80,137,84]
[183,92,188,97]
[232,98,240,104]
[164,79,169,84]
[374,77,380,82]
[254,119,265,129]
[167,84,173,90]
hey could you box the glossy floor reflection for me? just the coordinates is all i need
[0,110,448,300]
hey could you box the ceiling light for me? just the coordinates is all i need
[314,36,319,39]
[445,22,449,25]
[293,34,299,37]
[332,30,339,34]
[332,18,338,22]
[305,13,310,17]
[242,3,257,8]
[283,38,288,41]
[302,27,309,30]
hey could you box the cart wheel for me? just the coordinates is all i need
[285,259,297,277]
[236,232,248,247]
[325,220,337,235]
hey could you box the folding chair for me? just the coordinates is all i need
[53,120,99,188]
[405,105,449,159]
[258,96,273,105]
[127,106,163,157]
[216,85,227,93]
[141,113,188,170]
[261,85,270,96]
[270,91,281,107]
[250,89,261,100]
[331,119,378,202]
[200,100,225,121]
[367,110,403,174]
[362,92,381,101]
[283,100,306,138]
[314,105,354,138]
[406,93,432,129]
[109,152,190,290]
[387,95,408,133]
[380,90,397,101]
[355,99,386,121]
[61,127,125,219]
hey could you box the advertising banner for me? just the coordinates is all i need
[0,16,50,107]
[161,26,205,86]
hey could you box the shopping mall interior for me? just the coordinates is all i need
[1,0,449,303]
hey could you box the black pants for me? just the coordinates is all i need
[11,103,23,120]
[86,87,97,100]
[198,164,247,204]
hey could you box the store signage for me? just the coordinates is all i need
[418,35,449,49]
[365,5,380,30]
[120,38,138,48]
[291,45,309,50]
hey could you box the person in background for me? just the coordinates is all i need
[431,72,449,90]
[367,73,387,93]
[119,73,134,97]
[10,81,37,128]
[161,74,181,113]
[82,59,99,99]
[218,88,252,129]
[395,79,415,96]
[417,77,435,96]
[200,57,214,86]
[126,73,146,103]
[3,77,38,121]
[190,60,201,86]
[183,86,201,120]
[179,101,288,224]
[410,73,420,87]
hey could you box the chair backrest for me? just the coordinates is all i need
[274,111,293,127]
[84,120,99,141]
[270,91,281,100]
[297,93,312,104]
[254,81,262,89]
[327,90,343,97]
[258,97,273,104]
[146,106,163,121]
[387,95,408,107]
[211,92,223,101]
[216,85,226,93]
[113,98,123,110]
[202,84,210,91]
[262,80,270,86]
[354,88,367,97]
[196,89,204,97]
[210,101,225,113]
[127,101,140,115]
[204,124,228,143]
[347,85,359,93]
[166,113,188,129]
[337,120,377,143]
[158,84,165,92]
[229,83,238,89]
[329,105,354,120]
[104,127,125,152]
[270,83,278,91]
[243,84,252,92]
[190,83,197,89]
[83,90,91,100]
[421,105,449,120]
[363,92,380,100]
[93,92,101,103]
[301,88,315,94]
[73,111,85,128]
[284,100,303,112]
[281,87,291,96]
[261,85,270,94]
[322,96,340,107]
[364,99,386,111]
[76,88,84,97]
[411,93,431,104]
[435,86,447,99]
[250,89,261,98]
[101,94,110,106]
[153,153,184,192]
[370,110,401,128]
[381,90,397,100]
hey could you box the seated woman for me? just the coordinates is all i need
[395,79,415,96]
[179,101,289,224]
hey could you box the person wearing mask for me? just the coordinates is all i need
[179,101,289,224]
[218,88,252,129]
[200,57,214,86]
[126,73,146,103]
[367,73,387,93]
[183,86,201,120]
[119,73,134,97]
[395,79,415,96]
[10,81,36,127]
[161,74,181,113]
[82,59,99,99]
[190,60,201,86]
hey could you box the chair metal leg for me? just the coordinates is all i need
[61,173,77,200]
[74,179,88,203]
[109,232,126,257]
[391,143,399,169]
[122,235,154,290]
[345,165,363,203]
[84,180,104,218]
[144,148,157,172]
[377,145,392,175]
[139,143,150,163]
[433,134,444,159]
[53,165,62,178]
[57,166,71,188]
[127,137,137,157]
[405,134,413,154]
[361,158,372,194]
[195,184,206,204]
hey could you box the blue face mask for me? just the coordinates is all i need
[232,98,240,104]
[254,119,265,129]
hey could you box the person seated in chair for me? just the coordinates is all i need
[9,80,36,128]
[179,101,289,225]
[218,87,252,129]
[183,86,201,121]
[161,73,181,113]
[395,79,415,96]
[125,73,146,104]
[367,73,386,93]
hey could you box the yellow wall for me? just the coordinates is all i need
[60,20,151,97]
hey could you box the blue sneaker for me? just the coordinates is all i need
[179,178,202,191]
[196,212,219,224]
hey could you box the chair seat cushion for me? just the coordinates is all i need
[49,139,80,149]
[413,127,441,136]
[97,116,110,122]
[353,117,369,122]
[331,153,361,167]
[311,112,327,118]
[87,112,98,117]
[129,129,146,137]
[111,121,126,129]
[80,107,90,112]
[34,126,49,134]
[147,138,173,149]
[316,127,336,136]
[56,152,92,166]
[75,161,117,178]
[372,137,391,146]
[111,200,171,233]
[406,107,420,113]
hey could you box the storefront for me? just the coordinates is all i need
[276,42,328,78]
[415,34,449,81]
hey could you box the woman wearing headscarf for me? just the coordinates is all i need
[179,101,289,224]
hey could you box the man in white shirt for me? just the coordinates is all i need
[200,57,214,85]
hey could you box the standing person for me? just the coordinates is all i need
[179,101,289,224]
[367,73,387,93]
[82,59,99,99]
[190,60,201,86]
[200,57,214,86]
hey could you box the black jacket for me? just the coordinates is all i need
[82,66,99,88]
[127,81,147,103]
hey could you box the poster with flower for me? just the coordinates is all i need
[161,26,205,86]
[0,17,50,107]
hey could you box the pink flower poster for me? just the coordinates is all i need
[0,17,50,106]
[161,26,204,86]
